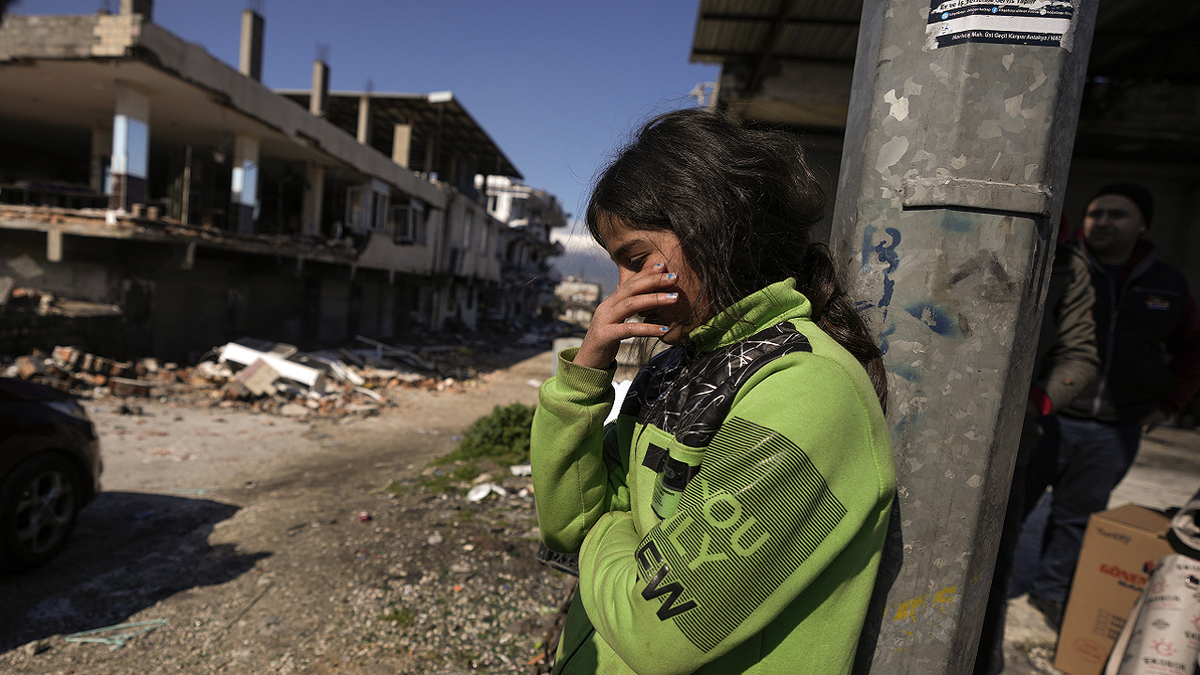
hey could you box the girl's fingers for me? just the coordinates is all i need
[574,266,681,369]
[614,269,678,299]
[600,273,679,320]
[607,291,678,322]
[575,314,668,369]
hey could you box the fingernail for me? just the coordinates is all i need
[655,262,664,269]
[660,326,668,332]
[668,293,678,299]
[666,273,676,280]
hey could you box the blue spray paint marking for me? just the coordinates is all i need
[878,323,896,359]
[893,413,917,440]
[861,226,902,354]
[890,360,918,382]
[876,228,901,309]
[905,302,960,338]
[940,211,975,233]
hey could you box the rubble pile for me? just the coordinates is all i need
[4,337,479,418]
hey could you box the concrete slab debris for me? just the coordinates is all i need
[235,358,281,396]
[218,340,327,389]
[108,377,152,398]
[4,335,486,418]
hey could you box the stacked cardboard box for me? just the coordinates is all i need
[1054,504,1176,675]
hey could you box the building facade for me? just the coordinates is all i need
[476,175,565,329]
[0,2,557,362]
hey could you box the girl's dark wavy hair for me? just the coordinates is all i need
[586,108,887,410]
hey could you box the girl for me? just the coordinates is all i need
[531,109,895,675]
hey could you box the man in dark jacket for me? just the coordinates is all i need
[1025,183,1200,627]
[974,220,1098,675]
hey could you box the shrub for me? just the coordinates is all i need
[439,402,535,466]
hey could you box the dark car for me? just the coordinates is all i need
[0,377,102,572]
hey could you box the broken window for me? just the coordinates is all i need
[345,180,389,233]
[392,200,427,244]
[370,189,389,232]
[369,180,390,233]
[346,185,365,231]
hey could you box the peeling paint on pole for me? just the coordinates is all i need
[832,0,1098,673]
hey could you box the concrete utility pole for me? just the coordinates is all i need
[830,1,1097,673]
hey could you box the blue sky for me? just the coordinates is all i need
[11,0,720,292]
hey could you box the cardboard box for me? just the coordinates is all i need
[1054,503,1175,675]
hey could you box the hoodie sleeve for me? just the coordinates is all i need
[531,347,632,553]
[575,353,894,675]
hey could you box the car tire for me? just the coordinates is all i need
[0,452,83,573]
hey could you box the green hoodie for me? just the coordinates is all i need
[532,279,895,675]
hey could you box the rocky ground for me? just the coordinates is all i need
[0,345,570,674]
[1,342,1198,674]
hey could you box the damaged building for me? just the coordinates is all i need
[474,175,565,327]
[0,0,564,364]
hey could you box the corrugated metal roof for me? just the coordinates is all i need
[691,0,861,66]
[692,0,1200,85]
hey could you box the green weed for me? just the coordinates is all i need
[381,608,415,627]
[435,403,535,467]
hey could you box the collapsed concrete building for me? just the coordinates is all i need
[0,0,564,364]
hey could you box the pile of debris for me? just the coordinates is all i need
[4,336,477,418]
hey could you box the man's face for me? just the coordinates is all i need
[1083,194,1146,263]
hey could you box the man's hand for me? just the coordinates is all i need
[1021,399,1045,445]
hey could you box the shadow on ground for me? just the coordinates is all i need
[0,491,268,651]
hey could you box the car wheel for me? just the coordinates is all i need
[0,452,83,572]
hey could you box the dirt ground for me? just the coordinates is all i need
[3,339,1199,674]
[0,345,571,674]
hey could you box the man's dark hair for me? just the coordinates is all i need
[1092,182,1154,228]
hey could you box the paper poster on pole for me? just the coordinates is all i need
[926,0,1079,51]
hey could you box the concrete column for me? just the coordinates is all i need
[46,230,63,263]
[310,60,330,117]
[301,162,325,237]
[357,95,372,145]
[120,0,153,19]
[89,126,112,194]
[231,134,259,234]
[239,10,264,82]
[109,82,150,212]
[180,144,193,224]
[392,123,411,168]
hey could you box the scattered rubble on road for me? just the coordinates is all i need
[0,345,574,673]
[2,335,502,419]
[0,444,577,674]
